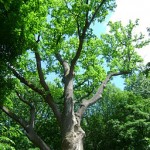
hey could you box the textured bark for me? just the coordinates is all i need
[61,109,85,150]
[62,127,84,150]
[61,72,85,150]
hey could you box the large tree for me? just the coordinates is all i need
[0,0,149,149]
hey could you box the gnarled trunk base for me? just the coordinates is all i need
[62,125,85,150]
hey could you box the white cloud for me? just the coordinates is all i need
[110,0,150,64]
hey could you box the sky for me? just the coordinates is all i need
[110,0,150,65]
[107,0,150,89]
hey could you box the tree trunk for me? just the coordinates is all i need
[61,105,85,150]
[62,123,85,150]
[61,71,85,150]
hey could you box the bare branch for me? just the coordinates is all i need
[53,34,70,76]
[34,51,50,91]
[45,94,62,125]
[16,91,31,106]
[29,105,35,128]
[55,53,70,76]
[34,50,62,124]
[55,53,64,66]
[35,34,40,43]
[76,71,130,120]
[0,104,51,150]
[70,5,90,74]
[85,0,89,23]
[76,18,81,37]
[8,65,44,95]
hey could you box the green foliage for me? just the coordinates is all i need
[2,0,147,106]
[0,0,24,101]
[0,136,15,150]
[143,62,150,78]
[125,63,150,98]
[0,112,38,149]
[126,73,150,99]
[0,0,49,101]
[1,83,61,149]
[36,111,61,150]
[0,0,25,62]
[0,0,150,149]
[83,85,150,150]
[100,20,149,72]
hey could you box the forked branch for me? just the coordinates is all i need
[77,71,130,120]
[70,0,107,74]
[8,63,61,125]
[34,50,62,124]
[55,53,70,76]
[0,104,51,150]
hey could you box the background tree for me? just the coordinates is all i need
[83,85,150,150]
[125,62,150,99]
[0,0,150,150]
[0,0,27,103]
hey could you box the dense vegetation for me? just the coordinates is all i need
[0,0,150,149]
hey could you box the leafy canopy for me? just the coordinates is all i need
[0,0,150,149]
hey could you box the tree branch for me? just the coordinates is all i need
[70,5,90,74]
[70,0,107,74]
[0,104,51,150]
[8,65,44,95]
[76,71,130,121]
[34,51,50,91]
[74,79,88,89]
[55,53,70,76]
[70,31,86,74]
[76,87,94,103]
[76,18,81,37]
[45,94,62,125]
[85,0,89,24]
[89,0,107,25]
[16,91,35,128]
[0,105,28,129]
[8,64,61,125]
